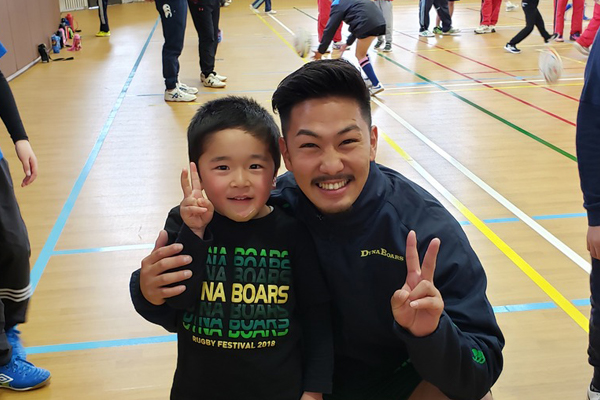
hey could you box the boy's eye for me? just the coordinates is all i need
[341,139,358,145]
[299,143,318,149]
[215,165,229,171]
[249,164,263,170]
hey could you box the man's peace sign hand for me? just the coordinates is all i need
[391,230,444,337]
[180,162,214,238]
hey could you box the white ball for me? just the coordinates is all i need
[539,47,563,84]
[294,28,312,58]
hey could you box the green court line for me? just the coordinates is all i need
[291,6,577,162]
[377,53,577,162]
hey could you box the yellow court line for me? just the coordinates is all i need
[255,12,589,331]
[384,82,583,96]
[381,133,589,332]
[252,12,310,63]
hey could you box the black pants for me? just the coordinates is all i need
[98,0,109,32]
[0,158,31,366]
[590,257,600,387]
[508,0,551,45]
[188,0,220,76]
[0,300,12,366]
[419,0,451,31]
[155,0,188,90]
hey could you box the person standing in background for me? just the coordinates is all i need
[374,0,394,52]
[575,27,600,400]
[96,0,111,37]
[0,41,51,391]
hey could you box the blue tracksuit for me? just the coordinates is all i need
[270,162,504,400]
[576,36,600,388]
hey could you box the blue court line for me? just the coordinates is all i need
[493,298,591,313]
[23,298,591,355]
[28,18,160,293]
[25,334,176,355]
[457,212,586,226]
[52,243,154,255]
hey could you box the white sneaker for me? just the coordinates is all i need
[224,0,231,6]
[419,30,435,37]
[588,384,600,400]
[201,72,227,83]
[178,82,198,95]
[489,25,496,32]
[442,27,461,35]
[475,25,492,34]
[266,10,276,14]
[574,41,591,56]
[164,87,197,102]
[249,4,259,13]
[506,1,517,11]
[369,84,384,96]
[201,73,226,88]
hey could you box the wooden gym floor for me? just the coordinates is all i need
[0,0,593,398]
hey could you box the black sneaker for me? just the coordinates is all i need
[383,43,392,52]
[374,38,384,49]
[546,33,559,43]
[504,43,521,54]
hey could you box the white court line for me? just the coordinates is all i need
[268,14,295,36]
[372,97,591,274]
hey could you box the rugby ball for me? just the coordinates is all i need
[538,47,563,84]
[294,28,312,58]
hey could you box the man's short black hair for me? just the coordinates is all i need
[272,59,372,138]
[187,96,281,175]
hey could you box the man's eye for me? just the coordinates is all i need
[341,139,358,145]
[299,143,317,148]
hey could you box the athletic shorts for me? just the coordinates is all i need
[357,24,387,39]
[324,360,422,400]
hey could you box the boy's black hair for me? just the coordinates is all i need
[272,59,372,138]
[188,96,281,174]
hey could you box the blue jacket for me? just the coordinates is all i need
[270,162,504,400]
[577,42,600,227]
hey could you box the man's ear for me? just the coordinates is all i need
[279,137,293,172]
[370,125,378,162]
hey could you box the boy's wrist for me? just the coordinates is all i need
[190,226,206,238]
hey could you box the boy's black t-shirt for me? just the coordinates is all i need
[166,207,330,400]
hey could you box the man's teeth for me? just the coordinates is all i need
[318,181,347,190]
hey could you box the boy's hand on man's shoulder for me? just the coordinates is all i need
[180,162,214,238]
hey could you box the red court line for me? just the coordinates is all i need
[392,42,577,126]
[464,67,582,74]
[399,31,581,102]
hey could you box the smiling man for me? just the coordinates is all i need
[269,59,504,400]
[136,59,504,400]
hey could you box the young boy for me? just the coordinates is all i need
[130,96,332,400]
[313,0,387,95]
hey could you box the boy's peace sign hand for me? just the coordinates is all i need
[391,230,444,337]
[180,162,214,238]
